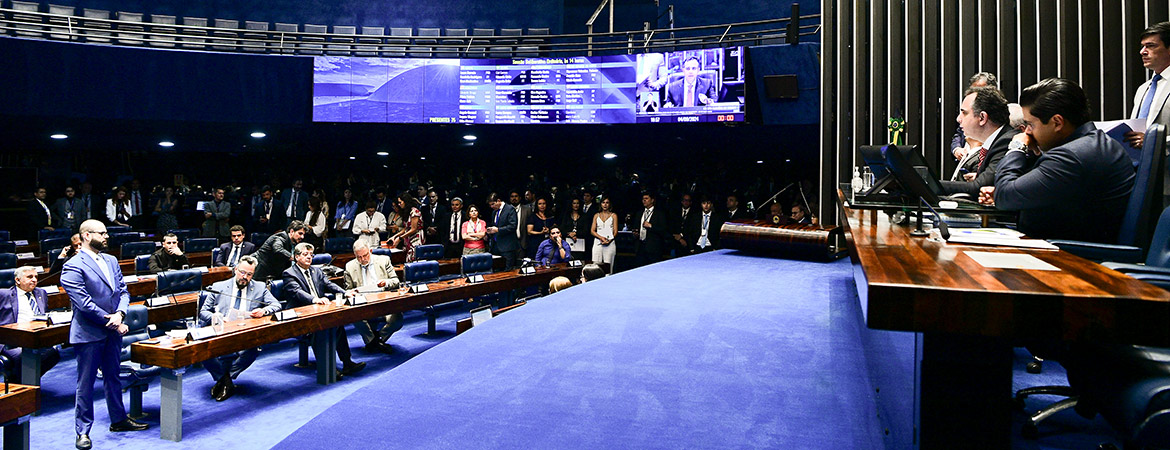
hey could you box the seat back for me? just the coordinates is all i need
[250,232,271,246]
[371,248,392,257]
[268,278,287,309]
[461,253,493,276]
[156,268,202,295]
[108,232,140,250]
[120,241,155,259]
[0,254,16,270]
[119,304,151,360]
[0,269,17,289]
[404,260,440,283]
[312,253,333,266]
[167,228,198,243]
[0,230,9,242]
[1121,124,1168,252]
[324,237,354,254]
[0,243,14,254]
[39,228,72,241]
[414,244,444,261]
[106,225,132,234]
[184,237,218,253]
[134,254,151,274]
[40,237,71,256]
[46,247,63,269]
[1145,206,1170,268]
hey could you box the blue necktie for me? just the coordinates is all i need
[27,292,40,315]
[1139,74,1162,119]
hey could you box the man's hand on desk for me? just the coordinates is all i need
[978,186,996,205]
[249,309,265,318]
[312,298,329,305]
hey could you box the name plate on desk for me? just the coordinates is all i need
[272,310,299,322]
[123,275,139,283]
[13,240,28,246]
[139,232,146,238]
[346,295,368,306]
[195,266,210,273]
[185,327,218,342]
[16,252,34,260]
[47,311,72,326]
[465,274,484,283]
[519,266,537,275]
[568,260,583,267]
[409,284,429,293]
[145,296,171,308]
[42,285,59,294]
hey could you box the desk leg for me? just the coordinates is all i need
[19,351,41,386]
[2,416,31,450]
[160,368,186,442]
[313,329,337,385]
[918,333,1013,449]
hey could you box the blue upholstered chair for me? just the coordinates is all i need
[461,253,494,276]
[184,237,218,253]
[0,243,14,254]
[311,253,332,266]
[0,230,9,242]
[156,268,202,295]
[40,237,71,256]
[413,244,444,262]
[106,225,132,234]
[107,232,140,250]
[0,254,16,270]
[167,228,199,243]
[404,260,446,334]
[118,304,161,419]
[324,237,354,255]
[1071,345,1170,449]
[211,247,221,266]
[249,232,271,246]
[371,248,392,257]
[0,269,16,289]
[134,255,152,275]
[38,228,72,241]
[46,247,64,270]
[120,241,156,260]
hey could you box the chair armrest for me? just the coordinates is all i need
[1048,240,1143,263]
[1127,273,1170,290]
[1101,263,1170,277]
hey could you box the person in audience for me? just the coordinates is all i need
[949,72,999,175]
[334,188,358,234]
[201,188,232,240]
[486,192,520,270]
[253,220,307,282]
[106,187,132,228]
[443,197,467,258]
[1125,21,1170,150]
[148,233,189,274]
[343,240,402,354]
[535,226,573,266]
[461,204,488,255]
[981,78,1135,243]
[590,197,618,270]
[154,186,179,233]
[579,263,606,283]
[28,187,53,236]
[580,190,598,251]
[282,242,365,377]
[215,225,256,267]
[0,266,62,379]
[49,234,82,274]
[688,196,725,253]
[198,255,281,401]
[126,179,148,230]
[423,189,447,244]
[303,197,327,249]
[560,198,589,260]
[52,186,85,232]
[635,192,667,266]
[664,56,716,108]
[525,197,554,259]
[374,189,392,217]
[78,181,96,221]
[62,219,149,450]
[415,185,430,208]
[670,193,695,255]
[548,276,573,293]
[386,200,405,241]
[252,186,283,234]
[352,200,386,250]
[725,194,749,221]
[280,179,308,228]
[940,86,1017,197]
[511,190,532,255]
[389,193,424,262]
[312,188,330,225]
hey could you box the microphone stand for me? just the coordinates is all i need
[756,182,797,212]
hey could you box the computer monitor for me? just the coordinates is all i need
[882,144,941,205]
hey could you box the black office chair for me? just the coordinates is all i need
[1064,344,1170,449]
[118,304,161,419]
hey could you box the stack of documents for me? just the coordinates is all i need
[1095,119,1146,145]
[945,228,1059,250]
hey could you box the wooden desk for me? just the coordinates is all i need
[0,384,39,450]
[840,191,1170,449]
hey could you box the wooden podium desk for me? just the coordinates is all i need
[0,384,38,450]
[131,263,581,441]
[840,193,1170,449]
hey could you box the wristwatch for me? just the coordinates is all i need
[1008,139,1028,153]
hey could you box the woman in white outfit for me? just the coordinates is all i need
[590,197,618,272]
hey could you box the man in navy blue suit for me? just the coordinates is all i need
[485,192,520,270]
[0,266,61,380]
[61,219,148,450]
[280,179,309,228]
[282,242,366,377]
[214,225,257,267]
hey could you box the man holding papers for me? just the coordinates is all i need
[343,240,403,354]
[1126,22,1170,149]
[198,255,282,401]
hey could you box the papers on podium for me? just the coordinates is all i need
[945,228,1059,250]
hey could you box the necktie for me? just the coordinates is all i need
[684,81,695,107]
[977,147,988,168]
[304,269,318,298]
[287,191,297,217]
[233,288,244,311]
[450,212,459,243]
[228,245,240,266]
[133,192,141,216]
[27,292,40,315]
[640,208,651,240]
[1140,74,1162,120]
[362,264,373,287]
[699,214,711,248]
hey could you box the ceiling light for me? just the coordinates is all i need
[463,135,477,141]
[250,132,266,138]
[603,153,617,159]
[159,141,175,147]
[376,151,389,156]
[349,156,356,160]
[50,133,68,140]
[420,156,426,160]
[757,160,764,164]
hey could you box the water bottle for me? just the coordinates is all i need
[862,166,874,190]
[851,167,863,193]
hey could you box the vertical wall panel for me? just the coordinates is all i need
[1102,1,1125,119]
[923,0,942,173]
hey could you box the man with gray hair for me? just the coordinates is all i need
[0,266,61,380]
[282,242,366,377]
[198,255,282,401]
[344,240,402,353]
[443,197,467,258]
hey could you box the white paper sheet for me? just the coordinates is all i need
[963,251,1060,271]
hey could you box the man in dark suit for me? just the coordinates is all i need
[28,187,54,238]
[280,179,309,227]
[940,87,1019,197]
[78,182,97,221]
[281,242,365,377]
[0,266,61,380]
[61,220,149,449]
[579,190,599,253]
[374,189,393,218]
[688,197,725,253]
[983,78,1135,243]
[215,225,257,267]
[198,255,282,401]
[668,193,696,256]
[147,233,189,274]
[442,197,467,258]
[634,192,668,266]
[422,189,449,247]
[664,56,716,108]
[509,190,531,256]
[251,186,284,234]
[201,187,232,240]
[52,186,86,232]
[486,192,520,270]
[725,194,749,221]
[253,220,306,282]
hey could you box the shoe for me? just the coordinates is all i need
[213,376,236,402]
[376,342,397,354]
[211,377,227,400]
[76,434,92,450]
[109,418,149,432]
[338,361,366,376]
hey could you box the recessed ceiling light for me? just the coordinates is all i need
[603,153,617,159]
[463,135,477,141]
[250,132,266,138]
[757,160,764,164]
[376,151,389,156]
[159,141,175,147]
[349,156,356,160]
[420,156,426,160]
[50,133,68,140]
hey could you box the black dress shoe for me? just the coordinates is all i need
[110,418,149,432]
[215,377,236,401]
[211,377,227,400]
[338,361,366,376]
[76,434,92,450]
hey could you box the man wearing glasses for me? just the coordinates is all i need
[197,255,282,401]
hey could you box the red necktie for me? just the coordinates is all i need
[977,147,988,168]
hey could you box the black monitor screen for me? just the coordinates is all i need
[882,144,941,205]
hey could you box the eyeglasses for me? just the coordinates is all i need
[86,231,109,236]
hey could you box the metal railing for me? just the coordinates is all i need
[0,6,820,58]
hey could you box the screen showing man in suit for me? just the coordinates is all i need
[665,56,715,108]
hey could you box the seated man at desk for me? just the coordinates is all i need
[148,233,189,274]
[198,255,281,401]
[0,266,61,379]
[535,226,573,265]
[282,243,366,377]
[214,225,256,267]
[343,240,402,354]
[940,86,1018,197]
[980,78,1135,242]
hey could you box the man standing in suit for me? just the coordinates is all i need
[282,243,365,377]
[27,187,53,238]
[634,192,667,266]
[52,186,85,232]
[423,189,448,247]
[0,266,61,380]
[343,240,402,354]
[253,221,306,282]
[940,87,1018,197]
[486,192,520,270]
[669,193,695,256]
[126,179,147,230]
[280,179,308,228]
[664,56,716,108]
[215,225,256,267]
[147,233,189,274]
[580,190,598,253]
[79,182,96,221]
[509,190,531,256]
[201,188,232,240]
[725,194,749,221]
[252,186,284,234]
[198,255,281,401]
[1126,22,1170,206]
[442,197,467,258]
[374,189,393,217]
[982,78,1135,243]
[688,197,725,253]
[61,219,148,449]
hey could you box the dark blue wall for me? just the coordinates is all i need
[749,43,819,125]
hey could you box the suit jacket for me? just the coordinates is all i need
[279,188,309,224]
[252,198,286,227]
[27,198,52,233]
[282,264,346,308]
[994,123,1135,243]
[489,204,520,253]
[214,241,257,267]
[442,208,469,246]
[198,278,281,326]
[51,197,85,230]
[78,193,96,220]
[665,77,716,107]
[726,208,750,222]
[423,204,449,242]
[253,232,295,281]
[0,286,48,355]
[343,254,400,291]
[940,127,1020,197]
[201,200,231,237]
[686,210,725,251]
[148,248,189,274]
[61,250,130,344]
[515,203,532,250]
[635,206,668,254]
[1131,71,1170,130]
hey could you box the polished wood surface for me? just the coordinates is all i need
[0,385,39,424]
[840,190,1170,346]
[132,264,580,369]
[719,220,843,260]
